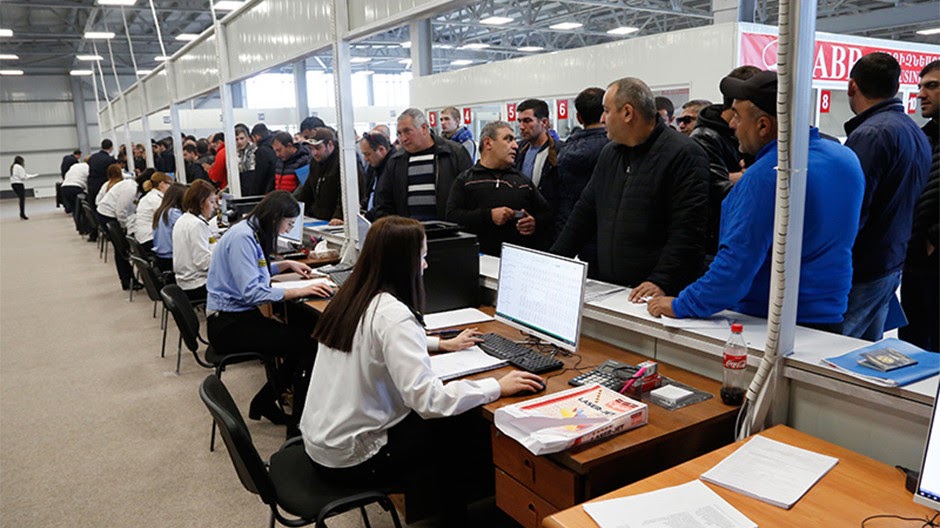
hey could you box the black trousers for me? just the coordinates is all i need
[61,185,82,215]
[99,215,134,288]
[182,284,207,304]
[11,183,26,217]
[900,258,939,352]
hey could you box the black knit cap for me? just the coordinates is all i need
[720,70,777,116]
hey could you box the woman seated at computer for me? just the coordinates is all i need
[151,183,186,274]
[172,180,219,303]
[133,171,173,253]
[299,216,543,522]
[206,190,332,427]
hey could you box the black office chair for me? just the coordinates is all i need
[199,374,403,528]
[73,193,86,234]
[130,256,170,354]
[80,201,108,260]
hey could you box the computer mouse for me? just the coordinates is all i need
[522,381,546,395]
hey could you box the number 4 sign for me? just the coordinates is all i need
[819,90,831,114]
[462,107,472,124]
[557,99,569,119]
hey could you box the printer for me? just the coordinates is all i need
[422,221,479,313]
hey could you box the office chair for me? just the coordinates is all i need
[73,193,86,234]
[80,201,108,261]
[130,256,170,354]
[161,284,272,450]
[105,221,134,301]
[199,374,403,528]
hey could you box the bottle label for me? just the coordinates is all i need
[723,354,747,369]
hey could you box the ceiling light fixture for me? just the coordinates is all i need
[0,29,13,37]
[517,46,544,52]
[96,0,137,5]
[916,27,940,36]
[400,41,412,48]
[84,31,116,39]
[607,26,639,35]
[450,59,473,66]
[480,16,513,25]
[70,70,95,76]
[136,70,153,75]
[77,54,104,61]
[213,1,245,11]
[460,43,490,50]
[0,69,24,75]
[175,33,199,41]
[437,44,454,49]
[0,54,19,60]
[549,22,583,30]
[155,55,171,61]
[350,57,372,63]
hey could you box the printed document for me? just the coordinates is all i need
[429,346,508,381]
[423,307,494,330]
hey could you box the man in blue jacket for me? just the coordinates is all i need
[647,71,865,328]
[837,52,932,341]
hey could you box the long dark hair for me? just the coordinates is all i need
[153,183,187,229]
[314,216,426,352]
[10,156,24,174]
[246,190,300,260]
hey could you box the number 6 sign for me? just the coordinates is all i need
[557,99,569,119]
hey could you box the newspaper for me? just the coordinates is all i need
[494,384,648,455]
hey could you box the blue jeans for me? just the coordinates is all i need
[838,271,903,342]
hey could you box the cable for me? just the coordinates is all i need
[860,513,939,527]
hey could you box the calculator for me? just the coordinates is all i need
[569,360,639,391]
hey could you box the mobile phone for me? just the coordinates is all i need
[513,210,524,219]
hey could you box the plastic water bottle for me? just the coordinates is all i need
[721,323,748,405]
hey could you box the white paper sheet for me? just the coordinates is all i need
[583,480,757,528]
[269,278,334,289]
[429,346,508,381]
[660,316,731,330]
[423,307,494,330]
[700,435,839,509]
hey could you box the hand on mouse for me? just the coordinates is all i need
[438,328,483,351]
[498,371,545,397]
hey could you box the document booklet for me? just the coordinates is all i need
[494,384,648,455]
[583,480,757,528]
[700,435,838,509]
[423,307,494,330]
[270,277,334,290]
[429,346,508,381]
[821,338,939,387]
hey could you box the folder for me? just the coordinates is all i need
[821,338,940,387]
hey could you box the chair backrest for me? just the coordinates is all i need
[80,201,100,229]
[105,221,130,259]
[126,235,145,260]
[130,256,163,303]
[160,284,202,353]
[199,374,278,503]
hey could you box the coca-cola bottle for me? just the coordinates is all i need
[721,323,748,405]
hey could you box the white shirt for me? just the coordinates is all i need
[62,162,89,190]
[10,164,37,184]
[133,189,164,244]
[96,179,138,231]
[300,292,501,468]
[172,212,216,291]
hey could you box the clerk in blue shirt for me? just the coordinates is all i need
[647,71,865,329]
[207,190,332,427]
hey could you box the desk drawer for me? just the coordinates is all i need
[492,426,579,508]
[495,468,558,528]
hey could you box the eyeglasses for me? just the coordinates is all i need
[675,116,695,125]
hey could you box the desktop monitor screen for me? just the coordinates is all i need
[915,382,940,510]
[356,213,371,251]
[494,243,588,353]
[280,201,304,245]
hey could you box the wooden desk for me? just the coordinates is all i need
[543,425,936,528]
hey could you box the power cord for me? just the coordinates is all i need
[860,512,940,527]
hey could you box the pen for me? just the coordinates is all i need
[620,366,648,394]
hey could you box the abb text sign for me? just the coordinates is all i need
[741,32,939,86]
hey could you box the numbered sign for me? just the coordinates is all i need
[428,111,437,127]
[819,90,831,114]
[257,112,265,121]
[907,93,919,114]
[462,107,472,124]
[557,99,569,119]
[163,116,171,124]
[507,103,517,122]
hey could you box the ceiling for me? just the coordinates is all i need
[0,0,937,81]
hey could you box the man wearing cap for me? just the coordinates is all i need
[647,70,865,328]
[552,77,708,297]
[295,127,364,224]
[838,52,931,342]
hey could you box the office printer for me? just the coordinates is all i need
[422,221,479,313]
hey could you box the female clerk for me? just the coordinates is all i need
[206,190,331,426]
[300,216,543,522]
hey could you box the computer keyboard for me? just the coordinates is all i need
[477,333,563,374]
[329,269,353,287]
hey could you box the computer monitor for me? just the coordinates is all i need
[356,213,371,251]
[915,382,940,510]
[279,201,304,245]
[494,243,588,353]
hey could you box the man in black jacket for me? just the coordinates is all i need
[359,131,394,213]
[61,150,81,178]
[515,99,560,223]
[295,128,364,223]
[447,121,551,256]
[373,108,472,221]
[251,123,278,195]
[85,139,117,241]
[551,77,709,300]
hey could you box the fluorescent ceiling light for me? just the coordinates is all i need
[437,44,454,49]
[607,26,639,35]
[450,59,473,66]
[460,43,490,50]
[136,69,153,75]
[70,70,95,76]
[354,70,374,75]
[213,1,245,11]
[96,0,137,5]
[0,29,13,37]
[175,33,199,41]
[77,54,104,61]
[0,54,19,60]
[84,31,115,39]
[399,59,412,65]
[480,16,513,25]
[0,69,24,75]
[917,27,940,36]
[550,22,583,30]
[400,41,412,48]
[517,46,544,52]
[350,57,371,63]
[155,55,171,61]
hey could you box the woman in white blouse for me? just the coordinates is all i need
[172,179,218,303]
[9,156,37,220]
[97,164,145,290]
[133,171,173,252]
[300,216,543,523]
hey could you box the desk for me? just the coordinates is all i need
[543,425,936,528]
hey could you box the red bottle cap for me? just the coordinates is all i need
[731,323,744,333]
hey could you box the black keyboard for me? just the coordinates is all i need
[477,333,563,374]
[329,269,353,287]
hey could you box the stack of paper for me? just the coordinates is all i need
[424,307,494,330]
[429,346,507,381]
[700,435,838,509]
[270,277,334,289]
[583,480,757,528]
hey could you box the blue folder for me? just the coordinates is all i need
[823,338,940,387]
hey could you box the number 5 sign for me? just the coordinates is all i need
[507,103,517,122]
[557,99,569,120]
[819,90,831,114]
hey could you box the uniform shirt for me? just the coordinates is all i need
[172,212,216,291]
[62,162,89,190]
[96,179,138,230]
[206,217,285,313]
[152,208,182,259]
[10,164,37,184]
[133,189,164,244]
[300,292,501,468]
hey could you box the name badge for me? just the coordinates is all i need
[258,258,267,267]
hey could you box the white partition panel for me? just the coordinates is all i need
[113,96,127,125]
[226,0,333,82]
[412,23,738,109]
[346,0,455,37]
[124,85,142,122]
[174,35,220,102]
[144,70,170,114]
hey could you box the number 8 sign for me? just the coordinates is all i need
[819,90,831,114]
